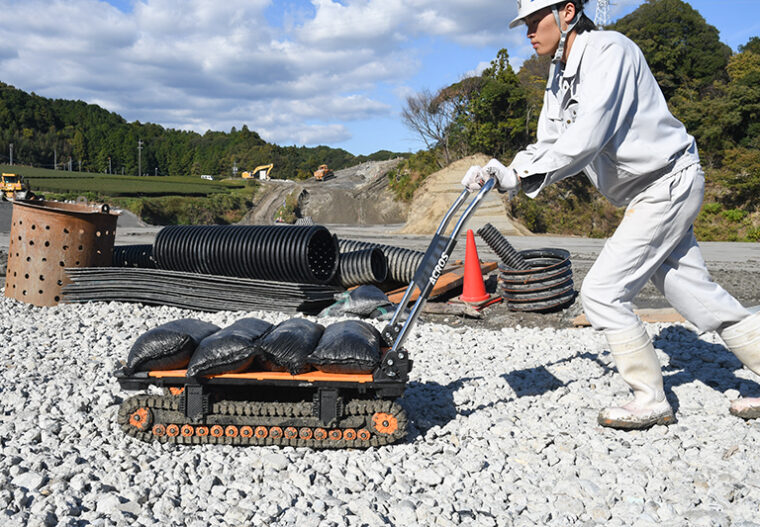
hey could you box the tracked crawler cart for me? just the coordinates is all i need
[116,179,496,448]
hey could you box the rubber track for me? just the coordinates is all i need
[118,395,407,449]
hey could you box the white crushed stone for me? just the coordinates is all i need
[1,295,760,526]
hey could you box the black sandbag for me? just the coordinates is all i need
[256,318,324,375]
[186,318,273,377]
[125,319,220,374]
[318,285,393,318]
[307,320,382,374]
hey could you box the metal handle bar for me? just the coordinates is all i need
[382,177,496,352]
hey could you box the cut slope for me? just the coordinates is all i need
[398,154,531,236]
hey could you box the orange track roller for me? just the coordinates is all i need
[328,429,342,441]
[210,425,224,438]
[240,426,254,438]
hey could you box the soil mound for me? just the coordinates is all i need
[398,154,531,236]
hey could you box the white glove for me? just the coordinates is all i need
[483,158,520,194]
[461,165,485,192]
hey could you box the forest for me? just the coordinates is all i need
[395,0,760,241]
[0,84,399,180]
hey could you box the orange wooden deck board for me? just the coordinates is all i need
[148,370,374,383]
[387,261,498,304]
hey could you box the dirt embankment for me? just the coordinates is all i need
[398,154,530,236]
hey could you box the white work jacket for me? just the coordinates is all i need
[511,30,699,207]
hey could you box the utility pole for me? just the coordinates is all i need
[137,139,143,176]
[68,157,72,171]
[108,156,112,174]
[595,0,610,28]
[9,143,13,165]
[78,160,82,172]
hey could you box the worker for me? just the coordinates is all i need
[462,0,760,429]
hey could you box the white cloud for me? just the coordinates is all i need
[465,61,493,78]
[0,0,521,150]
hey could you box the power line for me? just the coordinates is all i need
[137,139,143,176]
[595,0,611,28]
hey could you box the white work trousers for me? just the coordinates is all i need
[581,164,750,332]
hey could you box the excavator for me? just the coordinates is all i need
[313,164,333,182]
[1,173,36,201]
[242,164,274,181]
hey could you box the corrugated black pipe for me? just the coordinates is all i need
[336,248,388,288]
[498,248,575,312]
[154,225,339,284]
[338,238,424,284]
[476,223,530,270]
[113,245,156,268]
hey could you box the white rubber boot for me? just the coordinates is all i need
[720,311,760,419]
[598,322,675,429]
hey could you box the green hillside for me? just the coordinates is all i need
[0,82,404,180]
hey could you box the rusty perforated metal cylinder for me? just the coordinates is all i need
[4,200,118,306]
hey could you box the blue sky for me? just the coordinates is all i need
[0,0,757,158]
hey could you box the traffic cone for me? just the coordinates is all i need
[459,229,490,303]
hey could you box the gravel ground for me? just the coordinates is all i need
[2,292,760,526]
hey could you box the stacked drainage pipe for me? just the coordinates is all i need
[113,245,156,269]
[476,223,575,312]
[336,248,388,288]
[338,239,424,284]
[498,248,576,312]
[153,225,339,285]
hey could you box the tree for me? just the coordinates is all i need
[611,0,731,100]
[739,36,760,55]
[516,54,550,143]
[670,46,760,163]
[401,88,458,166]
[451,49,530,158]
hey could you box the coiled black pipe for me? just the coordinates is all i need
[476,223,530,270]
[336,248,388,288]
[498,248,576,312]
[338,238,424,284]
[113,245,156,268]
[153,225,339,284]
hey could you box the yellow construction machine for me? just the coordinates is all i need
[242,164,274,180]
[1,173,35,201]
[313,164,333,181]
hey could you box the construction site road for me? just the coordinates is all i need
[1,212,758,329]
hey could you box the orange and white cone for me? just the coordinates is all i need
[459,229,490,304]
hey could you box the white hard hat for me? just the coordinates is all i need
[510,0,561,28]
[510,0,585,28]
